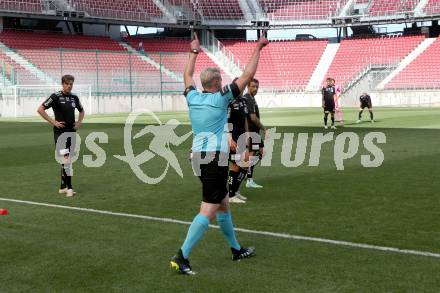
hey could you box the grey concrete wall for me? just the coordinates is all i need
[1,90,439,118]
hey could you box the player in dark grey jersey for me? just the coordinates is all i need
[357,93,374,123]
[37,75,85,197]
[243,78,265,189]
[228,87,250,203]
[322,77,336,129]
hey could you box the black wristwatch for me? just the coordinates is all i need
[191,49,199,54]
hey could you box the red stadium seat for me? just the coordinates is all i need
[0,31,169,91]
[324,35,424,88]
[259,0,346,20]
[70,0,163,21]
[223,39,328,90]
[0,0,42,13]
[424,0,440,14]
[126,37,232,88]
[386,37,440,89]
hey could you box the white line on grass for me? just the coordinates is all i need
[1,197,440,259]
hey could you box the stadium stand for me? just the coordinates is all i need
[0,0,42,13]
[259,0,347,20]
[193,0,244,19]
[0,31,167,92]
[0,51,41,85]
[70,0,163,21]
[323,35,425,88]
[385,37,440,89]
[223,39,328,90]
[2,0,440,20]
[126,37,231,87]
[0,31,124,50]
[424,0,440,14]
[368,0,419,16]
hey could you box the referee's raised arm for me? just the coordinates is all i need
[184,32,200,89]
[234,36,269,92]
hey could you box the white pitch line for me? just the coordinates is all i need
[1,197,440,259]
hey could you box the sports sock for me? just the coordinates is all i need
[359,110,363,120]
[370,111,374,120]
[60,165,66,189]
[228,170,240,197]
[247,165,254,180]
[331,114,335,126]
[63,164,72,189]
[324,113,328,126]
[237,169,247,187]
[216,211,240,250]
[180,214,209,259]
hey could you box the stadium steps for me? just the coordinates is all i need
[200,46,239,79]
[306,43,340,91]
[201,31,242,78]
[376,38,436,89]
[237,0,254,21]
[247,0,264,17]
[338,0,356,16]
[151,0,177,22]
[414,0,431,15]
[50,0,75,11]
[118,41,183,83]
[0,41,55,85]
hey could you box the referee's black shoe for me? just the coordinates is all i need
[231,246,256,261]
[170,249,196,275]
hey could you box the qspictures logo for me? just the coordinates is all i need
[54,109,386,184]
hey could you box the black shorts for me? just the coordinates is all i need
[193,152,228,204]
[324,103,335,113]
[360,102,372,109]
[54,128,76,156]
[230,132,247,161]
[229,149,240,162]
[248,136,264,152]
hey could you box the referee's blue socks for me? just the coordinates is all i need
[216,211,240,250]
[181,214,209,259]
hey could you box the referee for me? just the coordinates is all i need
[37,75,84,197]
[170,33,268,275]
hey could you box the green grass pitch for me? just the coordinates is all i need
[1,107,440,292]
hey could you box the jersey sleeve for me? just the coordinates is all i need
[183,86,198,102]
[74,96,84,112]
[42,93,57,109]
[244,94,256,114]
[243,102,249,115]
[220,82,240,103]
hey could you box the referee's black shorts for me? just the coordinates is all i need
[193,151,228,204]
